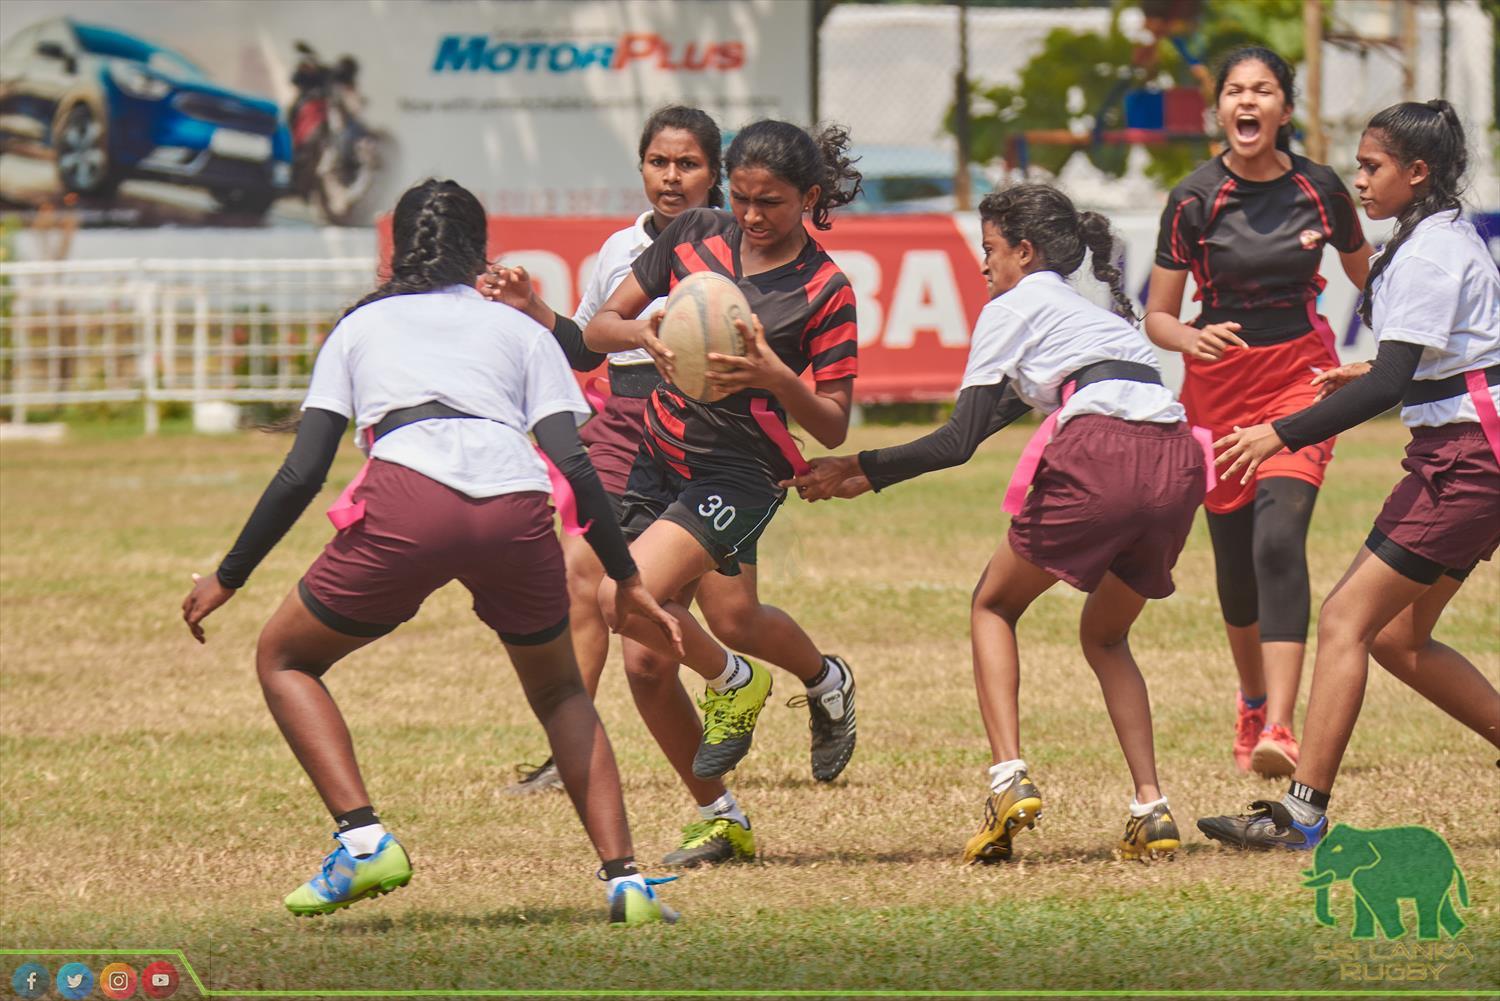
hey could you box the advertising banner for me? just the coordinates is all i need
[380,212,1387,403]
[0,0,811,228]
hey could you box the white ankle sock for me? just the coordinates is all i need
[708,653,749,693]
[988,758,1027,794]
[698,791,749,828]
[1282,792,1325,827]
[1130,796,1168,818]
[803,657,844,698]
[336,822,388,858]
[607,873,647,898]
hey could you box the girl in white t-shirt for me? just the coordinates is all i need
[479,107,730,813]
[788,184,1208,863]
[1201,100,1500,852]
[179,179,681,924]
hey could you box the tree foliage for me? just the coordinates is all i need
[948,0,1313,187]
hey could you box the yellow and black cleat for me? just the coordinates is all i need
[1117,801,1180,862]
[963,774,1043,864]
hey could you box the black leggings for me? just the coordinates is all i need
[1205,477,1320,643]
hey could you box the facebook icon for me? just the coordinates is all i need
[12,962,48,999]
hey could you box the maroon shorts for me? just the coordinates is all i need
[1008,415,1207,599]
[1367,423,1500,584]
[580,393,649,496]
[301,460,568,643]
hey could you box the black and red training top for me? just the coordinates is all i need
[631,208,858,480]
[1155,153,1364,345]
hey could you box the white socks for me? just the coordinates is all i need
[1130,796,1168,818]
[708,652,750,693]
[698,791,749,829]
[336,822,388,858]
[988,758,1027,794]
[803,657,845,699]
[607,873,648,897]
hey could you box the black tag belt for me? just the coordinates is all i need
[1401,364,1500,406]
[1062,359,1163,391]
[372,401,485,442]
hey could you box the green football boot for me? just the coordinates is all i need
[284,834,412,917]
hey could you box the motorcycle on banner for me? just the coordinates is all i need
[288,41,384,224]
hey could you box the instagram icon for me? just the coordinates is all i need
[101,962,139,999]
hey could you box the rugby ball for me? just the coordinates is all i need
[657,271,749,403]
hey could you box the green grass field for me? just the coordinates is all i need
[1,418,1496,998]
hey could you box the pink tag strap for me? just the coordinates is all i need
[1465,369,1500,461]
[750,397,812,477]
[1191,425,1218,495]
[535,445,592,537]
[1001,381,1076,516]
[1001,410,1061,516]
[326,427,377,530]
[584,376,609,414]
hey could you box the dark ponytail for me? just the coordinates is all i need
[638,105,724,208]
[1358,99,1468,326]
[978,184,1135,319]
[344,178,488,321]
[1214,46,1296,154]
[725,120,863,230]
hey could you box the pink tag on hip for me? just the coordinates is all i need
[1465,369,1500,461]
[535,445,592,536]
[750,397,812,477]
[584,376,609,414]
[1001,409,1062,516]
[1002,380,1077,516]
[1191,425,1219,495]
[326,427,377,530]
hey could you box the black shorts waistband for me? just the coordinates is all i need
[608,365,662,398]
[1196,305,1317,347]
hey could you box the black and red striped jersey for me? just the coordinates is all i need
[631,207,857,480]
[1155,154,1364,344]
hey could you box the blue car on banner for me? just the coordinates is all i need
[0,18,291,217]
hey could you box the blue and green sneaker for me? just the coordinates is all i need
[609,878,680,925]
[284,834,412,916]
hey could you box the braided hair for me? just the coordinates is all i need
[978,184,1135,320]
[1358,100,1469,326]
[265,180,487,431]
[725,120,863,230]
[344,179,488,320]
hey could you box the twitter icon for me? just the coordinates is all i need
[58,962,95,1000]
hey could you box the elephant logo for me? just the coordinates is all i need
[1302,824,1469,940]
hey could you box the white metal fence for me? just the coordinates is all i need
[0,258,376,432]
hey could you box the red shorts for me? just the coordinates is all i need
[1181,328,1339,514]
[301,460,568,643]
[580,393,649,497]
[1008,415,1206,599]
[1368,424,1500,582]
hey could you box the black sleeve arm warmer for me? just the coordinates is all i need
[532,411,638,581]
[856,380,1032,491]
[550,313,607,372]
[216,407,347,589]
[1272,340,1425,452]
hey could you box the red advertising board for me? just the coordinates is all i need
[378,214,989,402]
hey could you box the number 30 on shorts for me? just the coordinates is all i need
[697,494,737,531]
